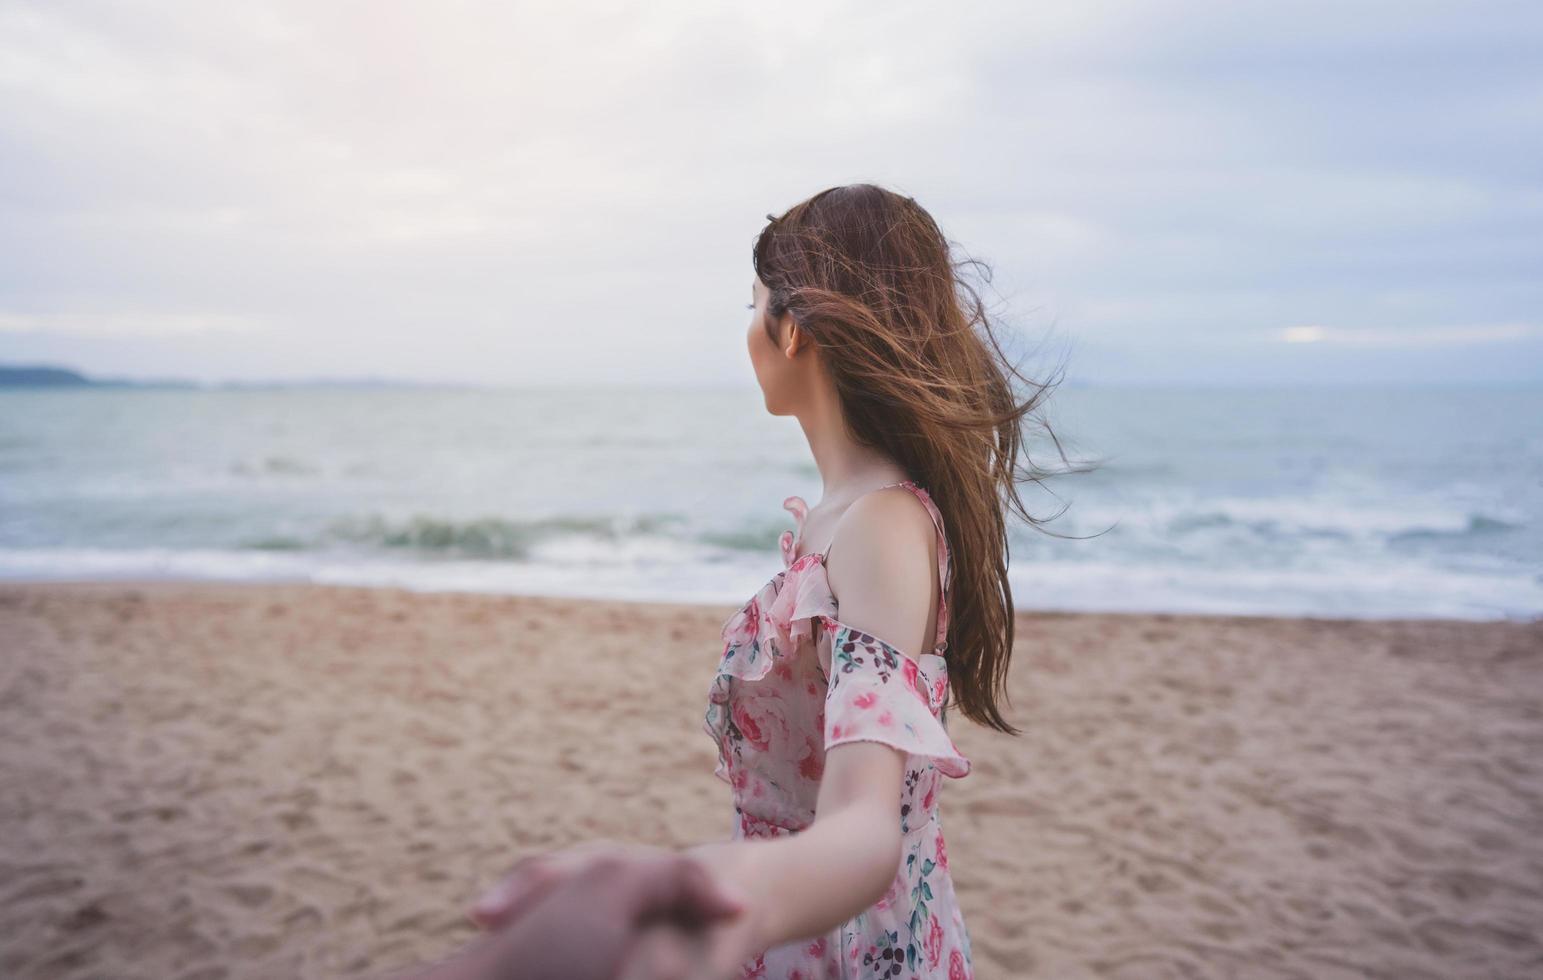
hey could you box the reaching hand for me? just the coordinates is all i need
[468,840,676,932]
[453,842,756,980]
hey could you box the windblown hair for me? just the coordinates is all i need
[752,183,1097,736]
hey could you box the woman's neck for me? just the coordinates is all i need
[795,381,908,504]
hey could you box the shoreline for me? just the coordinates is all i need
[1,575,1534,626]
[2,580,1540,978]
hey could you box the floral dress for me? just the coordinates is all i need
[703,480,975,980]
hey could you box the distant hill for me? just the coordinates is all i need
[0,363,197,388]
[0,362,467,389]
[0,364,96,386]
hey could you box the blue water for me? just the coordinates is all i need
[0,384,1537,620]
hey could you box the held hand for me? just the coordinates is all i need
[468,841,749,936]
[469,839,653,930]
[614,903,764,980]
[611,861,766,980]
[686,893,765,980]
[675,842,768,979]
[443,851,754,980]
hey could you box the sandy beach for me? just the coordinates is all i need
[1,581,1539,979]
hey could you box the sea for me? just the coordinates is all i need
[0,384,1538,621]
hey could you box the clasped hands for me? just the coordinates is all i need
[402,840,761,980]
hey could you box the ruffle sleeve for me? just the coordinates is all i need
[705,550,839,784]
[714,554,838,683]
[821,620,971,778]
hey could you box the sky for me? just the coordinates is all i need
[0,0,1539,387]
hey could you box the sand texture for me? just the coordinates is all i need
[1,582,1541,979]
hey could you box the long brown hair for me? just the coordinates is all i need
[753,183,1098,736]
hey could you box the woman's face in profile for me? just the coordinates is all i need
[746,275,794,414]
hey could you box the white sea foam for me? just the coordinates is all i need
[1,545,1536,621]
[1,384,1538,620]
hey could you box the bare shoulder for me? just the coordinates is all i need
[823,487,938,662]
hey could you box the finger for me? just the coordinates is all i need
[468,861,564,931]
[470,849,554,914]
[469,842,647,928]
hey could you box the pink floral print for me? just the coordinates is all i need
[703,481,974,979]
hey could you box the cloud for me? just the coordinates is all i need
[1278,323,1539,348]
[0,0,1538,384]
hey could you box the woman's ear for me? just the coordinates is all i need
[780,317,802,358]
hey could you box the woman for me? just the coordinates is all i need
[471,183,1073,979]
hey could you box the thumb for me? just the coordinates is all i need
[467,864,561,931]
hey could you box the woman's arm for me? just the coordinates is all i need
[687,487,941,952]
[464,489,942,970]
[684,740,907,951]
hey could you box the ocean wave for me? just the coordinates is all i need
[1068,499,1527,543]
[229,456,321,477]
[1387,513,1525,542]
[240,512,690,559]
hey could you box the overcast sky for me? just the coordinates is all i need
[1,0,1539,386]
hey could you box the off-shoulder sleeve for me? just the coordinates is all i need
[822,621,971,778]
